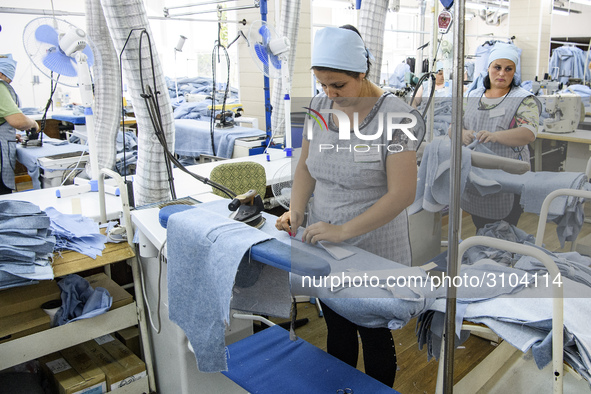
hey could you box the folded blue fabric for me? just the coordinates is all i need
[167,202,273,372]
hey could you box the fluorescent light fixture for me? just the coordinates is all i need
[570,0,591,5]
[552,6,570,15]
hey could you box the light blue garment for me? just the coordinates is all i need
[312,27,370,73]
[389,62,410,89]
[462,220,535,266]
[174,119,264,159]
[410,138,472,214]
[44,206,107,259]
[54,274,112,326]
[549,46,586,84]
[167,201,274,372]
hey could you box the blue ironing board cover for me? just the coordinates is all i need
[158,203,331,277]
[222,325,401,394]
[52,113,86,125]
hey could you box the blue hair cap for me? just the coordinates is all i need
[312,27,368,73]
[0,54,17,81]
[487,43,519,67]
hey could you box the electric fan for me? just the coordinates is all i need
[23,17,104,197]
[247,20,293,157]
[271,161,295,210]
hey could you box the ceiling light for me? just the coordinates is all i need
[552,6,570,14]
[569,0,591,5]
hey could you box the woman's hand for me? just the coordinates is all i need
[275,210,305,236]
[462,129,475,146]
[475,130,498,144]
[301,221,345,244]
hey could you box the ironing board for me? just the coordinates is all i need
[222,325,401,394]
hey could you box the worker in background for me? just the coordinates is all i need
[412,61,452,138]
[411,61,450,109]
[275,25,424,387]
[456,44,540,231]
[0,54,40,194]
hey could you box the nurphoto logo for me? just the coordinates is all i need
[304,108,418,153]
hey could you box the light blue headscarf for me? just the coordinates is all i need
[311,27,371,73]
[487,43,519,67]
[0,54,17,81]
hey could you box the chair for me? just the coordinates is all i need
[209,161,267,198]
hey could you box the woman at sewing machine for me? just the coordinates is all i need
[275,25,423,387]
[456,44,541,231]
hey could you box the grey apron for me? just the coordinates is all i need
[461,86,540,219]
[0,80,19,190]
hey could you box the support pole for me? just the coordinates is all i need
[442,0,465,392]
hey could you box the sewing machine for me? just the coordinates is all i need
[543,93,584,133]
[531,78,562,95]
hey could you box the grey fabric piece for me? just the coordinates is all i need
[411,137,590,244]
[515,251,591,289]
[305,92,421,264]
[410,138,472,215]
[167,200,273,373]
[462,220,536,265]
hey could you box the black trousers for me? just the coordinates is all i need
[0,175,12,195]
[319,300,396,387]
[470,194,523,232]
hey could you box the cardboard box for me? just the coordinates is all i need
[40,348,106,394]
[0,279,60,318]
[0,280,60,344]
[115,327,141,359]
[84,273,133,310]
[79,338,146,391]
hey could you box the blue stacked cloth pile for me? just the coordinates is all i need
[0,201,55,290]
[44,207,107,259]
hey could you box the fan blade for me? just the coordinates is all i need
[258,25,271,45]
[254,43,270,64]
[82,45,94,68]
[42,49,78,77]
[35,24,60,47]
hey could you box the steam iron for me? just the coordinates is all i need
[22,128,42,147]
[228,189,266,229]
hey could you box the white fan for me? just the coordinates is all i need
[23,17,103,197]
[248,20,293,157]
[271,161,295,210]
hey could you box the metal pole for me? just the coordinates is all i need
[443,0,465,392]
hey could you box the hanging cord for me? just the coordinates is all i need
[135,241,164,334]
[135,29,177,200]
[142,83,237,199]
[410,32,445,119]
[35,74,61,146]
[209,13,232,156]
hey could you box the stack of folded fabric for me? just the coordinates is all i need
[44,207,107,259]
[0,200,56,290]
